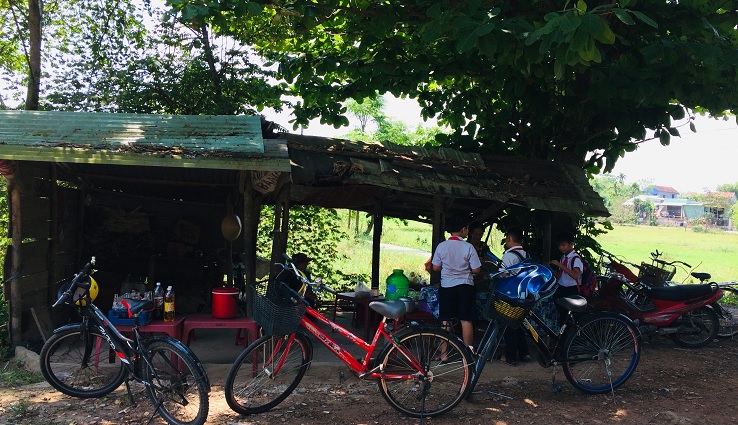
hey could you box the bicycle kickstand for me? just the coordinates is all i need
[124,378,137,407]
[550,368,564,394]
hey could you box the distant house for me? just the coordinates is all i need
[647,185,680,199]
[623,190,734,229]
[623,195,704,221]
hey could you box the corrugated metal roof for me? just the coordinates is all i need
[282,134,610,220]
[0,111,290,171]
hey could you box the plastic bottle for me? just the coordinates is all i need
[153,282,164,320]
[386,269,410,300]
[163,285,175,322]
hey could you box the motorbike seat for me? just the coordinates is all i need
[646,283,715,302]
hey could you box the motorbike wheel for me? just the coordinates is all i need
[669,306,719,348]
[713,302,738,339]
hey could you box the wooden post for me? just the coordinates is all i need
[241,173,262,317]
[430,196,447,286]
[269,177,291,278]
[371,205,383,290]
[6,171,22,348]
[542,212,552,263]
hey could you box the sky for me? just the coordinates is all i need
[267,98,738,194]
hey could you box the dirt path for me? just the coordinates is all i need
[2,337,737,425]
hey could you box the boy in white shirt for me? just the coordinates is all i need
[432,215,482,347]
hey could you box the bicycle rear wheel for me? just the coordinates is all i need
[40,325,127,398]
[225,332,312,415]
[714,288,738,338]
[144,339,209,425]
[376,329,472,418]
[562,314,640,394]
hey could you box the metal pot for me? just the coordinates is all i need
[397,296,416,313]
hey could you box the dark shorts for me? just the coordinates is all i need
[438,284,476,322]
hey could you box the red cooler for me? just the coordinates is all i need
[211,287,239,319]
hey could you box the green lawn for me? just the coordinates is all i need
[332,211,738,290]
[597,225,738,284]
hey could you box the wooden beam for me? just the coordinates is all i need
[0,147,291,172]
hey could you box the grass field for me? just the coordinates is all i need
[597,225,738,283]
[332,211,738,289]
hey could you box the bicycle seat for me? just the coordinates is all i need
[691,272,711,281]
[369,300,406,320]
[120,298,155,315]
[554,295,588,312]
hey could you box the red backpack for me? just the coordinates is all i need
[571,254,598,297]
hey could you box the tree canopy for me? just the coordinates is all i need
[168,0,738,173]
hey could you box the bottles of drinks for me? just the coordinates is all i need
[153,282,164,320]
[112,294,126,318]
[163,285,175,322]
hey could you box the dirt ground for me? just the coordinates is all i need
[1,336,737,425]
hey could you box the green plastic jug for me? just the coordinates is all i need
[386,269,410,300]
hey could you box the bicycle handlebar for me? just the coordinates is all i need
[281,253,337,296]
[652,258,692,268]
[52,256,96,308]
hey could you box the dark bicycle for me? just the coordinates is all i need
[466,262,642,398]
[39,257,211,425]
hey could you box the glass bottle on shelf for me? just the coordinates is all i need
[153,282,164,320]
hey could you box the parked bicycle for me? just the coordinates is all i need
[224,254,473,419]
[39,257,210,425]
[466,262,642,397]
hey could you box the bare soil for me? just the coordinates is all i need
[2,336,737,425]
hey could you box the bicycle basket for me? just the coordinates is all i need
[638,262,675,287]
[489,296,530,327]
[251,281,306,336]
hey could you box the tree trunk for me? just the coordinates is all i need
[25,0,42,110]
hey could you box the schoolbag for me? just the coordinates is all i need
[571,254,598,297]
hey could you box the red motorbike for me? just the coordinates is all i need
[590,259,723,348]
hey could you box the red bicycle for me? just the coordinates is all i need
[224,255,473,419]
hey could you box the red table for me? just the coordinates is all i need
[182,314,260,348]
[332,292,385,341]
[116,317,185,341]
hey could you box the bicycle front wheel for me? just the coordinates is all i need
[715,301,738,338]
[225,332,312,415]
[40,325,127,398]
[562,314,641,394]
[144,339,210,425]
[376,329,472,418]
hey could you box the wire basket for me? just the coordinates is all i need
[251,282,306,336]
[638,262,676,287]
[488,296,530,328]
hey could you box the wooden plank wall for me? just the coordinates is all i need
[16,162,81,342]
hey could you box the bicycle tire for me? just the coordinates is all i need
[144,338,210,425]
[376,328,472,418]
[561,314,641,394]
[225,332,312,415]
[40,325,127,398]
[669,306,719,348]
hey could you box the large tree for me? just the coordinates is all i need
[167,0,738,173]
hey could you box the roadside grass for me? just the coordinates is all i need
[0,360,43,388]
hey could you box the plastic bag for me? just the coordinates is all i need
[354,280,371,297]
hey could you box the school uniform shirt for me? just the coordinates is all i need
[558,250,583,288]
[501,246,527,268]
[431,237,482,288]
